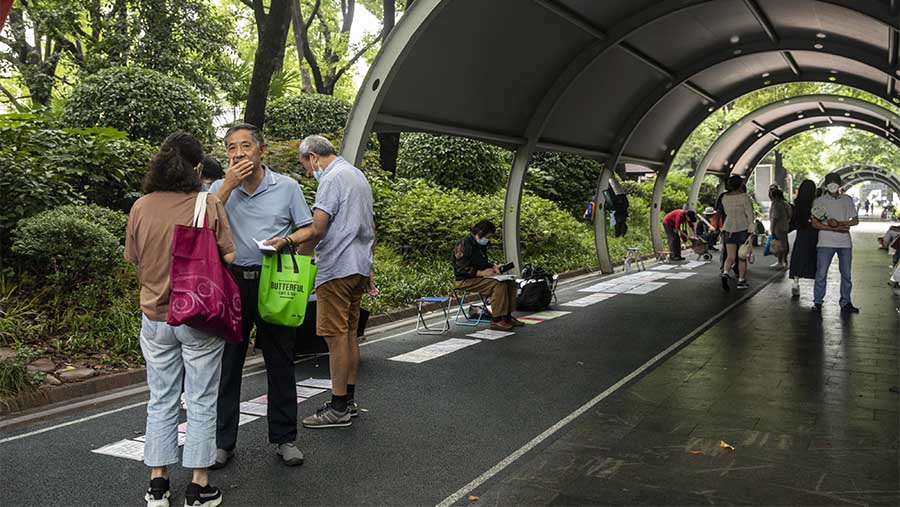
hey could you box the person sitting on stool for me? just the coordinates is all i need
[452,220,523,331]
[662,208,698,261]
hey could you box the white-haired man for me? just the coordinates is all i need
[265,135,376,428]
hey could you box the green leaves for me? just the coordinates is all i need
[63,66,213,144]
[265,93,352,141]
[12,205,126,287]
[397,133,510,194]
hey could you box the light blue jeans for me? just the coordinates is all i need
[814,247,853,307]
[140,315,224,469]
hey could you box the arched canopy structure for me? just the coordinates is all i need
[822,164,900,195]
[343,0,900,273]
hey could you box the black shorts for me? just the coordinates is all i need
[725,230,750,245]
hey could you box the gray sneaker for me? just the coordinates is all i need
[276,442,304,466]
[208,448,233,470]
[302,402,351,428]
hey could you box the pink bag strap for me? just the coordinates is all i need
[192,192,209,228]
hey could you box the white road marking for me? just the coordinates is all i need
[238,402,268,417]
[389,338,481,364]
[296,386,327,398]
[467,330,515,340]
[297,378,333,390]
[91,439,145,461]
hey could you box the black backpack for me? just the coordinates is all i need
[516,265,553,311]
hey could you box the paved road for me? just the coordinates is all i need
[0,244,795,506]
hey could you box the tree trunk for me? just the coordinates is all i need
[377,0,400,174]
[244,0,292,129]
[290,1,315,93]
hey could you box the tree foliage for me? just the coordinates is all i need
[0,113,153,249]
[0,0,235,107]
[265,93,351,140]
[63,66,213,143]
[397,133,510,194]
[526,151,603,216]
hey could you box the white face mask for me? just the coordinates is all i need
[826,183,840,193]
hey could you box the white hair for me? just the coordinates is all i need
[298,135,336,158]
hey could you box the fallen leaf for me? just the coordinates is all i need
[468,495,480,502]
[719,440,735,451]
[688,450,704,455]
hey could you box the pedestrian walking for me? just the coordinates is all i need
[768,188,792,269]
[720,175,755,291]
[811,173,860,314]
[265,135,376,429]
[126,132,235,507]
[208,124,314,468]
[789,180,818,297]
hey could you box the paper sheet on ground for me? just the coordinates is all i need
[92,439,145,461]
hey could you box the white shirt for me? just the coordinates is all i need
[812,193,857,249]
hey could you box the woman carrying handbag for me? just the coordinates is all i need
[126,132,236,507]
[720,175,756,291]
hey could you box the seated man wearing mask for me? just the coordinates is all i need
[452,220,523,331]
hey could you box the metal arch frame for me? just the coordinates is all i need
[825,164,900,195]
[726,120,898,181]
[733,120,900,178]
[608,39,899,254]
[688,94,900,208]
[341,0,900,273]
[840,173,900,196]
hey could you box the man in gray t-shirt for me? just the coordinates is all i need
[266,135,375,428]
[811,172,860,314]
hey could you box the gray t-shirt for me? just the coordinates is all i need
[812,193,857,249]
[313,157,375,288]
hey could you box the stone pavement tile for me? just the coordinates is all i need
[551,423,635,451]
[547,480,721,507]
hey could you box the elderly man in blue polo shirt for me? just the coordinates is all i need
[265,135,375,429]
[207,124,312,468]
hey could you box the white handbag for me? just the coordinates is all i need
[738,237,754,260]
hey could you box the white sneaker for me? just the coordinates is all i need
[180,393,187,411]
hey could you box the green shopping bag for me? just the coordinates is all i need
[258,251,317,327]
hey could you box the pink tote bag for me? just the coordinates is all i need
[167,192,242,343]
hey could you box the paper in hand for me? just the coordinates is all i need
[254,238,277,252]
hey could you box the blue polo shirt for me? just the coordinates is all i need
[209,167,313,267]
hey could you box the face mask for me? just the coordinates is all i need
[826,183,840,193]
[313,168,324,181]
[477,237,490,246]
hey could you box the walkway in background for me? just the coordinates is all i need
[471,223,899,506]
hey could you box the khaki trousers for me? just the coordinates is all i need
[455,277,517,317]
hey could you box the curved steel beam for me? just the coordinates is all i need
[735,120,899,179]
[342,0,900,271]
[695,94,900,184]
[341,0,447,166]
[608,37,900,175]
[839,173,900,196]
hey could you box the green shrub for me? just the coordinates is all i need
[0,114,154,249]
[397,133,510,194]
[0,356,42,398]
[265,94,351,141]
[12,206,124,286]
[363,246,454,315]
[526,151,603,215]
[48,204,128,243]
[64,66,213,144]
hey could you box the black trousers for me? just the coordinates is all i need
[217,268,298,450]
[663,223,682,258]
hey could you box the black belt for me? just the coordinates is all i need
[230,265,261,280]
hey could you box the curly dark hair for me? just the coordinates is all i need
[142,132,204,193]
[471,220,497,237]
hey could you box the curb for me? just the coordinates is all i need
[0,369,146,416]
[0,264,611,417]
